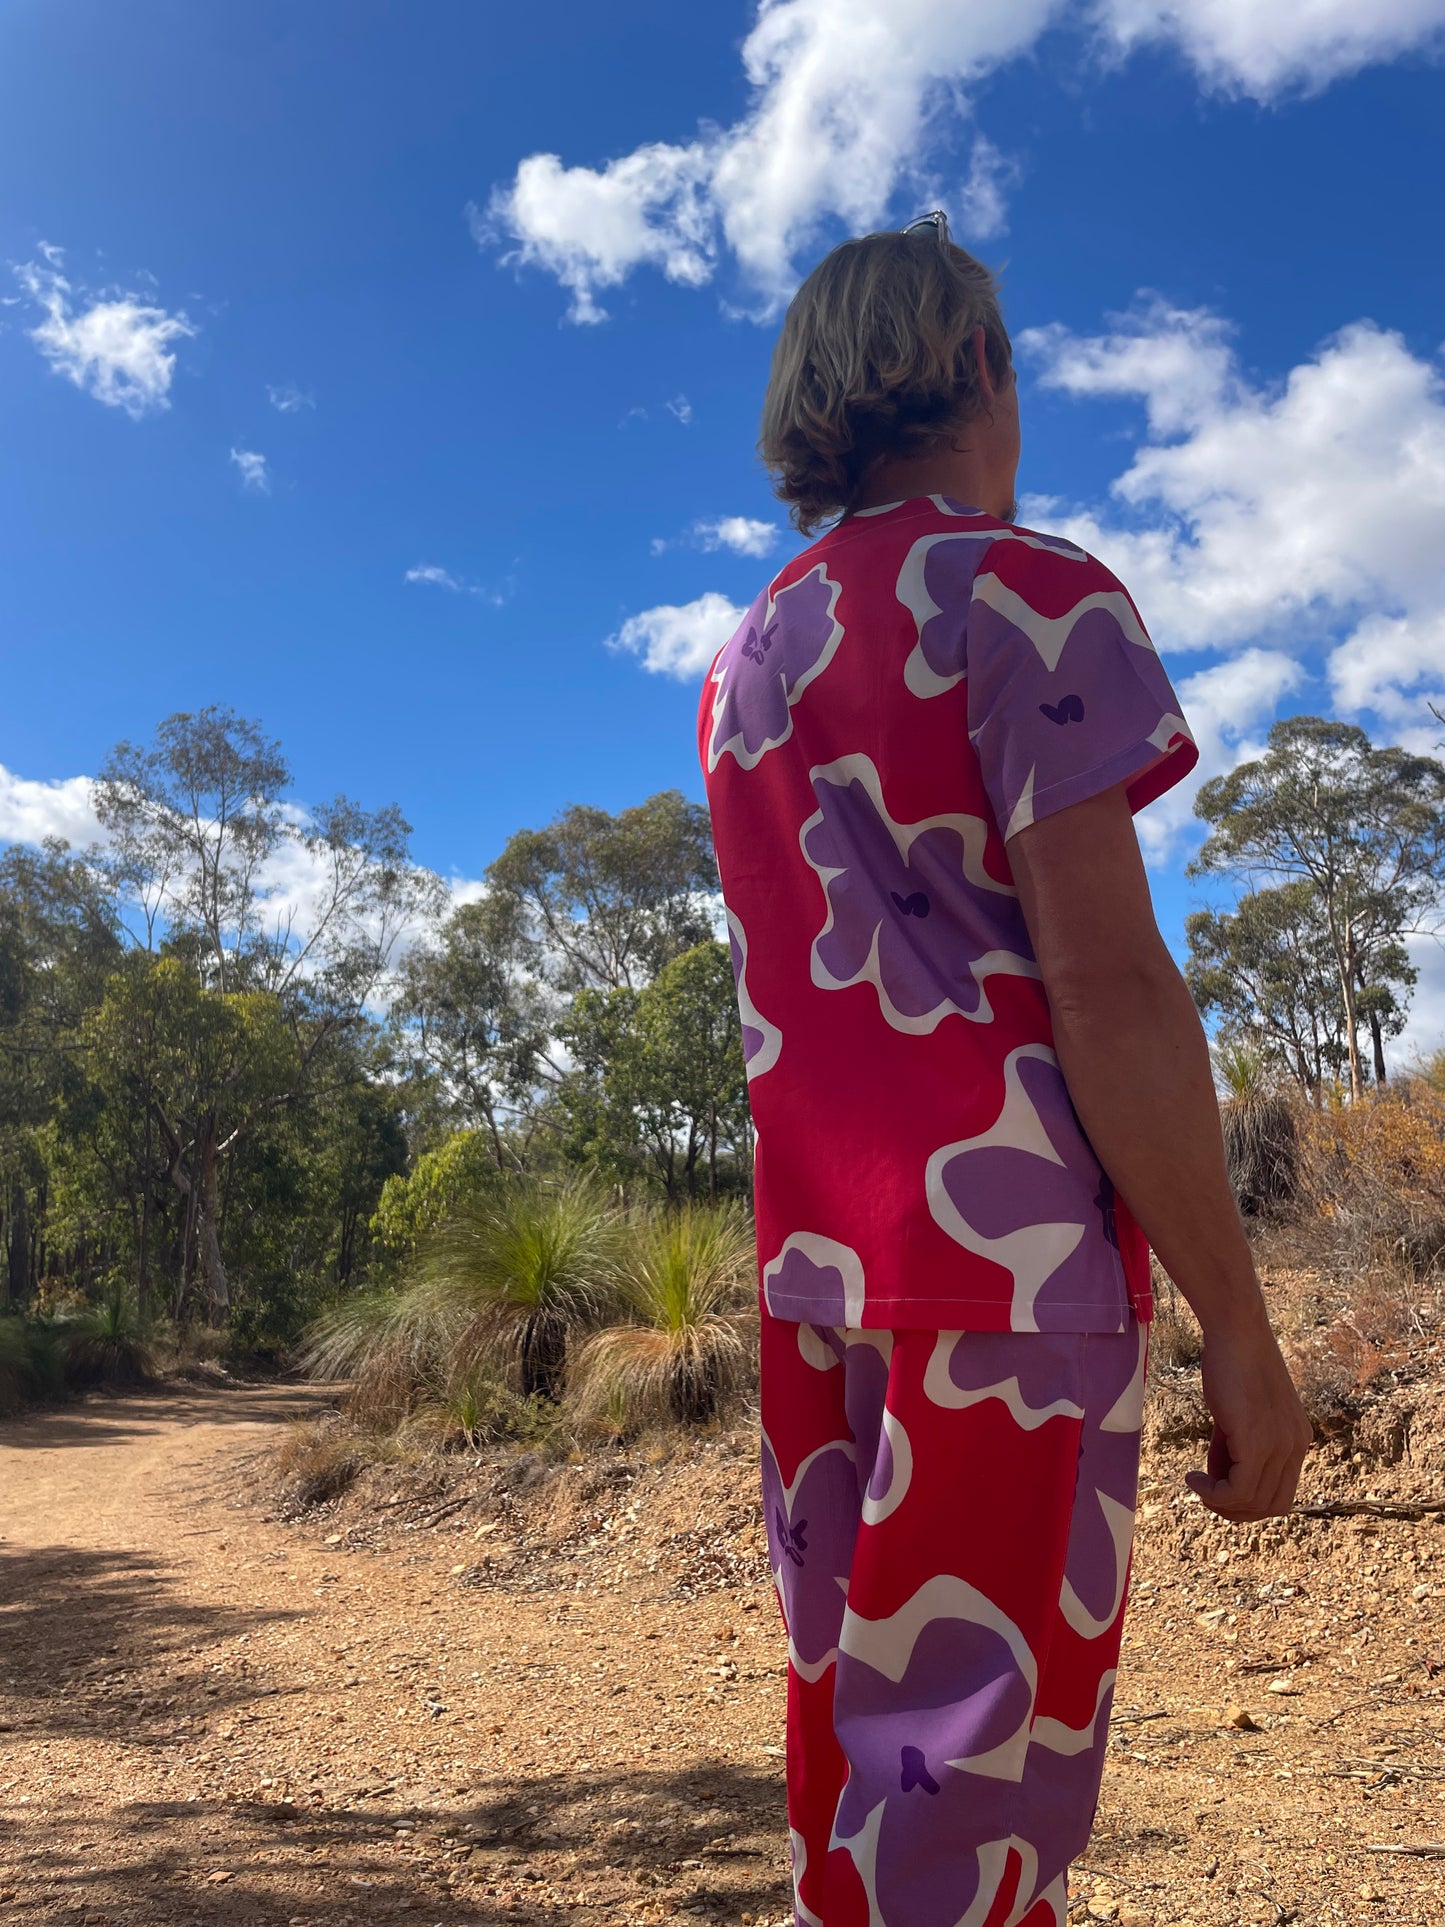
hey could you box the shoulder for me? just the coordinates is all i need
[973,524,1145,628]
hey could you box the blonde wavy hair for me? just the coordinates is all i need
[759,229,1012,536]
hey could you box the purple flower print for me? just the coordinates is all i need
[706,564,843,772]
[925,1044,1130,1333]
[968,570,1191,837]
[761,1425,858,1682]
[725,908,781,1081]
[897,529,997,698]
[831,1681,1106,1927]
[898,522,1091,701]
[1060,1320,1146,1641]
[800,754,1035,1034]
[762,1232,866,1325]
[922,1327,1088,1429]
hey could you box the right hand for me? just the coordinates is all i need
[1187,1311,1314,1521]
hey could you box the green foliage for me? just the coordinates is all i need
[59,1289,157,1389]
[558,941,751,1198]
[1192,717,1445,1097]
[0,711,746,1360]
[415,1177,619,1398]
[568,1203,756,1431]
[370,1131,503,1268]
[0,1314,65,1415]
[484,790,718,994]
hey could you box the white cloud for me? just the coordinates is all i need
[608,592,746,680]
[1132,648,1306,860]
[230,447,270,493]
[650,515,779,555]
[267,382,314,412]
[665,394,694,425]
[0,764,103,849]
[405,563,464,590]
[14,249,195,418]
[684,516,781,558]
[485,1,1445,319]
[1020,305,1445,745]
[485,0,1058,318]
[1397,932,1445,1070]
[403,562,511,605]
[1090,0,1445,98]
[957,136,1022,240]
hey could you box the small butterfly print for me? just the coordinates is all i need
[900,1745,941,1795]
[1039,693,1086,725]
[741,623,776,666]
[889,890,931,918]
[774,1507,808,1567]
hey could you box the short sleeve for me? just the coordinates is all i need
[965,539,1198,840]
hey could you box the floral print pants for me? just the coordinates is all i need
[760,1305,1147,1927]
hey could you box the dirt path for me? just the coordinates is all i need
[0,1385,793,1927]
[1,1386,1443,1927]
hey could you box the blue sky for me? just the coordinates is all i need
[3,1,1445,1045]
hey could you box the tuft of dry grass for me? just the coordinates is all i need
[1297,1080,1445,1278]
[273,1414,368,1510]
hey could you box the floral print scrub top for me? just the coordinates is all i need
[699,495,1198,1334]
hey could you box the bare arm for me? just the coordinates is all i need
[1009,784,1312,1520]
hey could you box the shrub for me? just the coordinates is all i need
[273,1415,366,1510]
[0,1315,65,1416]
[1215,1043,1299,1216]
[568,1203,755,1433]
[414,1176,620,1399]
[1299,1082,1445,1278]
[59,1290,157,1389]
[298,1176,619,1430]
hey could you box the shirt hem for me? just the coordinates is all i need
[1009,734,1198,837]
[762,1288,1153,1333]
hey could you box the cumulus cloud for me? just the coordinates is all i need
[654,515,781,559]
[696,515,780,557]
[1090,0,1445,98]
[484,1,1445,319]
[608,592,746,679]
[230,447,270,493]
[1019,304,1445,743]
[0,764,103,849]
[13,248,195,418]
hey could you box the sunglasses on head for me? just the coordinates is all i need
[901,209,951,246]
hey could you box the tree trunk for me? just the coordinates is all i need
[8,1188,28,1308]
[198,1130,230,1323]
[1368,1006,1388,1086]
[1336,942,1363,1102]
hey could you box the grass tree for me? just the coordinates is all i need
[1215,1041,1299,1217]
[569,1203,755,1431]
[414,1177,619,1400]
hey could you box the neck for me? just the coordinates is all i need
[851,450,1012,520]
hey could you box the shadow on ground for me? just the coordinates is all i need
[5,1762,793,1925]
[0,1384,337,1451]
[0,1543,301,1743]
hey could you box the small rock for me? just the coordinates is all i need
[207,1870,234,1884]
[1265,1677,1300,1695]
[324,1533,344,1546]
[1225,1706,1261,1731]
[1412,1583,1432,1601]
[1118,1910,1151,1927]
[1359,1884,1383,1902]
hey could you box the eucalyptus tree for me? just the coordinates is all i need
[1192,718,1445,1100]
[88,707,442,1316]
